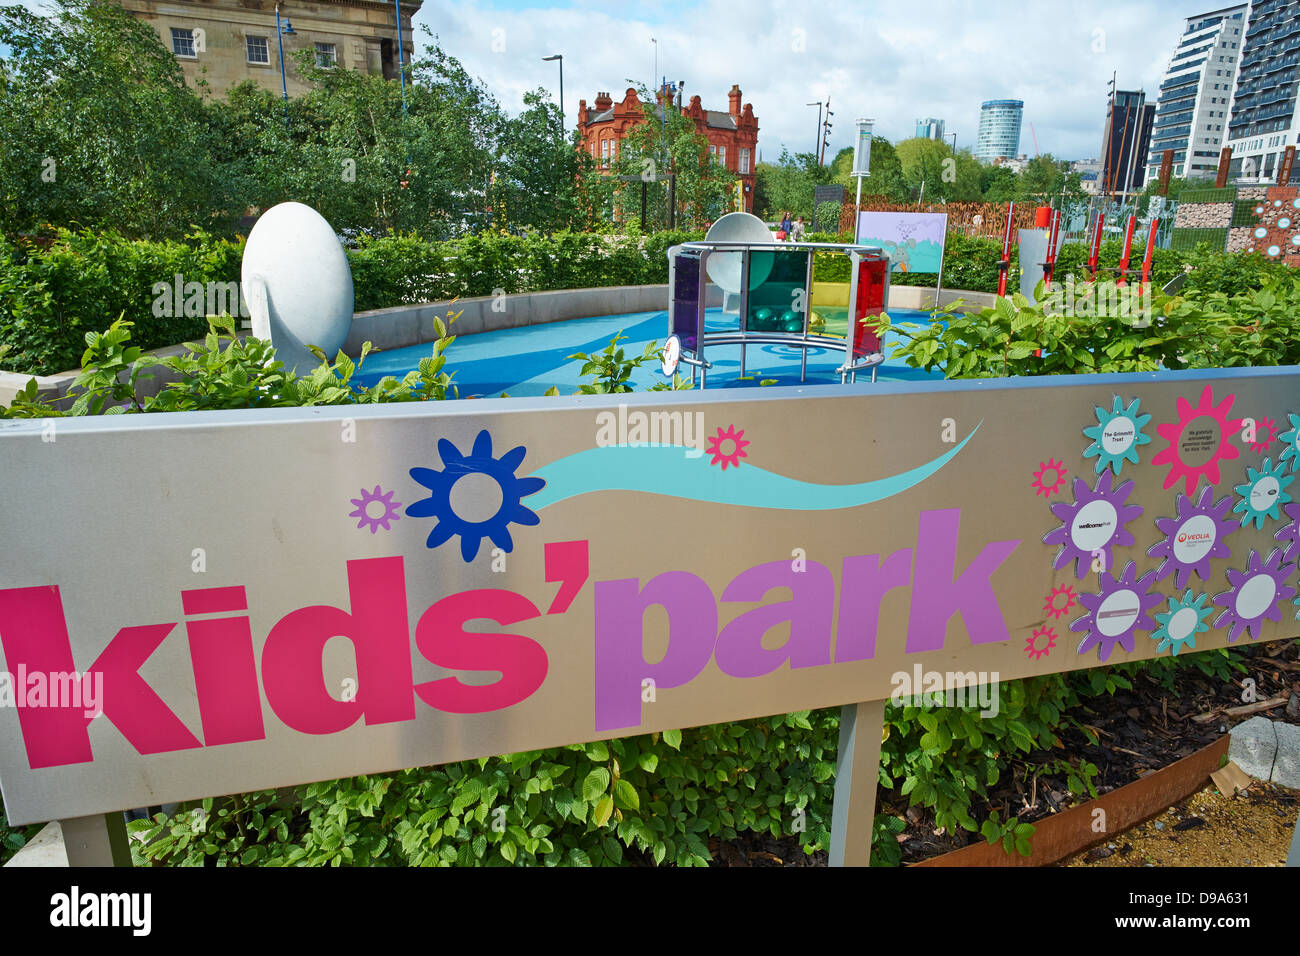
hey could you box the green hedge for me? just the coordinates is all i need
[0,230,245,376]
[0,229,705,376]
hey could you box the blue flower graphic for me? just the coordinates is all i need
[1082,396,1151,475]
[406,430,545,561]
[1232,457,1293,529]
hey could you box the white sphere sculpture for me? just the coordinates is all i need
[241,202,354,374]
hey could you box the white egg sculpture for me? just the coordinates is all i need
[241,202,354,374]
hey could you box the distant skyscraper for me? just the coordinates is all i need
[974,100,1023,162]
[1146,5,1247,183]
[915,117,946,141]
[1101,90,1156,195]
[1224,0,1300,182]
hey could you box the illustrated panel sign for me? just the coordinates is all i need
[2,368,1300,824]
[855,211,947,273]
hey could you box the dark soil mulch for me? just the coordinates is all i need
[706,639,1300,866]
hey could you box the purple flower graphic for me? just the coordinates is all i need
[1146,485,1238,589]
[349,485,402,534]
[1043,471,1143,580]
[1274,501,1300,564]
[1211,548,1297,643]
[1070,561,1163,662]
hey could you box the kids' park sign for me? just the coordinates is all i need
[2,367,1300,829]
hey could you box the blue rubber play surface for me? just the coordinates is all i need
[352,307,946,397]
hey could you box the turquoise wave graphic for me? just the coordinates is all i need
[530,421,981,511]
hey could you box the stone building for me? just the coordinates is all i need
[577,85,759,212]
[117,0,420,97]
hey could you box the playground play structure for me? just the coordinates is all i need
[667,213,890,388]
[668,200,1187,392]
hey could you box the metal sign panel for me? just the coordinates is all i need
[2,368,1299,824]
[855,211,948,273]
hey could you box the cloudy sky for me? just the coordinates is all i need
[411,0,1218,161]
[9,0,1219,161]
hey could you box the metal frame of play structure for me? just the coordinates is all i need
[666,240,891,389]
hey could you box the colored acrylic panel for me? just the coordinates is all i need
[670,253,702,350]
[744,249,809,333]
[853,257,888,357]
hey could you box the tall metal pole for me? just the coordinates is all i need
[276,5,290,133]
[543,55,564,136]
[393,0,409,130]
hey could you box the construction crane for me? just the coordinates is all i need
[1029,122,1040,158]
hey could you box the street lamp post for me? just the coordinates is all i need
[275,5,295,133]
[394,0,409,132]
[542,54,564,136]
[807,102,822,163]
[949,132,957,153]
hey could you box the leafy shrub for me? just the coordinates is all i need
[884,267,1300,380]
[0,229,244,374]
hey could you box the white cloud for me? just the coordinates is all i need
[414,0,1211,161]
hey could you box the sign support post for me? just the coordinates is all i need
[827,699,886,866]
[61,812,131,867]
[850,117,873,241]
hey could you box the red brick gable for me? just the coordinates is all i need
[577,85,759,213]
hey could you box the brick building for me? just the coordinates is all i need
[119,0,419,97]
[576,85,759,212]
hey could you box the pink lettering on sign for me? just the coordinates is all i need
[414,589,548,713]
[0,513,1019,766]
[262,557,415,735]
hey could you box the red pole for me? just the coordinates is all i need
[1087,211,1103,281]
[997,202,1015,297]
[1139,216,1160,291]
[1116,214,1136,287]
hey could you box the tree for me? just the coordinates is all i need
[753,149,832,220]
[1016,154,1082,203]
[0,0,244,237]
[980,164,1019,202]
[894,137,983,202]
[597,86,736,230]
[491,89,594,233]
[829,138,908,202]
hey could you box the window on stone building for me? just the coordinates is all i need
[315,42,337,68]
[171,27,196,58]
[246,36,270,64]
[740,148,750,174]
[718,145,726,166]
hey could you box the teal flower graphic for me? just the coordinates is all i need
[1232,457,1293,529]
[1279,413,1300,473]
[1151,590,1212,657]
[1082,396,1151,475]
